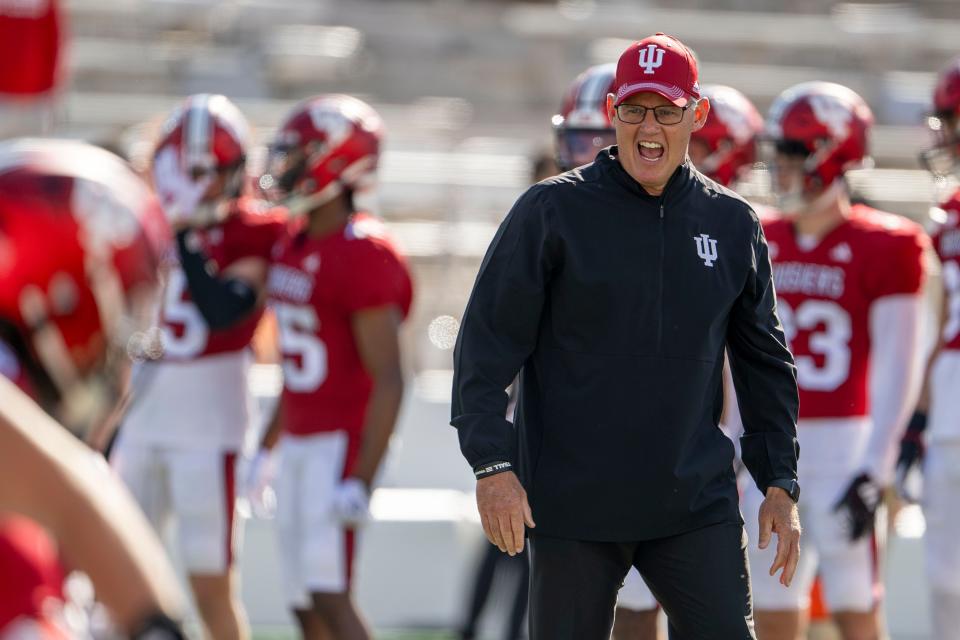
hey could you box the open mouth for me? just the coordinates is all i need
[638,140,664,162]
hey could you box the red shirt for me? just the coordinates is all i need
[0,0,62,96]
[763,204,926,419]
[932,190,960,351]
[158,199,286,360]
[268,213,413,463]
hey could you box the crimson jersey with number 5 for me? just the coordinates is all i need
[763,204,927,418]
[159,198,286,360]
[267,212,412,464]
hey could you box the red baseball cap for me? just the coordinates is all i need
[614,33,701,108]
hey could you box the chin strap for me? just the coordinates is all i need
[778,177,847,216]
[283,180,344,216]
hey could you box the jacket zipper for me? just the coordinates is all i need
[657,200,665,351]
[654,166,684,352]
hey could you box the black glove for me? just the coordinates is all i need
[895,412,927,503]
[131,612,187,640]
[833,473,881,542]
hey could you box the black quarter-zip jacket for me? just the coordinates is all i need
[452,148,799,541]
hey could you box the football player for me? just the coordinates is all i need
[254,94,413,640]
[104,94,287,640]
[746,82,928,640]
[0,138,186,638]
[895,54,960,640]
[686,84,763,189]
[552,63,618,172]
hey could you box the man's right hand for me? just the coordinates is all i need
[476,471,535,556]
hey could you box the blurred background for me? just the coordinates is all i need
[6,0,960,637]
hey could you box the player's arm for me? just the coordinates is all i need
[862,231,929,487]
[0,376,185,636]
[915,274,948,415]
[347,305,405,488]
[259,391,284,452]
[894,268,947,498]
[835,230,928,538]
[862,293,927,484]
[175,229,265,330]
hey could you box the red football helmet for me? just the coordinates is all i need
[0,139,166,430]
[920,56,960,177]
[552,63,618,171]
[264,94,383,215]
[689,85,763,187]
[765,81,874,210]
[152,94,251,225]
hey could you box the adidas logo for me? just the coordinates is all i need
[829,242,852,263]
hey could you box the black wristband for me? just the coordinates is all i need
[474,461,513,480]
[130,612,187,640]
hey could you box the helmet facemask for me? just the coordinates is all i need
[263,141,341,216]
[919,113,960,179]
[554,126,617,171]
[764,137,846,215]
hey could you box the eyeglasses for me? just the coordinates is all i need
[615,103,690,125]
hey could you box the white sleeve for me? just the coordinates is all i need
[864,294,925,484]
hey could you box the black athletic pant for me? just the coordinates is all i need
[528,522,756,640]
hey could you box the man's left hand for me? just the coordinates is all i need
[757,487,801,587]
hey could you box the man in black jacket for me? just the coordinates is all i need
[451,33,801,640]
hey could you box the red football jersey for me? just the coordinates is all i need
[0,0,61,96]
[932,190,960,352]
[158,198,286,360]
[267,213,413,465]
[0,516,66,635]
[763,204,927,419]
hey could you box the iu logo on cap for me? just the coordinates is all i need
[638,44,665,75]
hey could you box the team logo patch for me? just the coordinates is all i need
[694,233,718,267]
